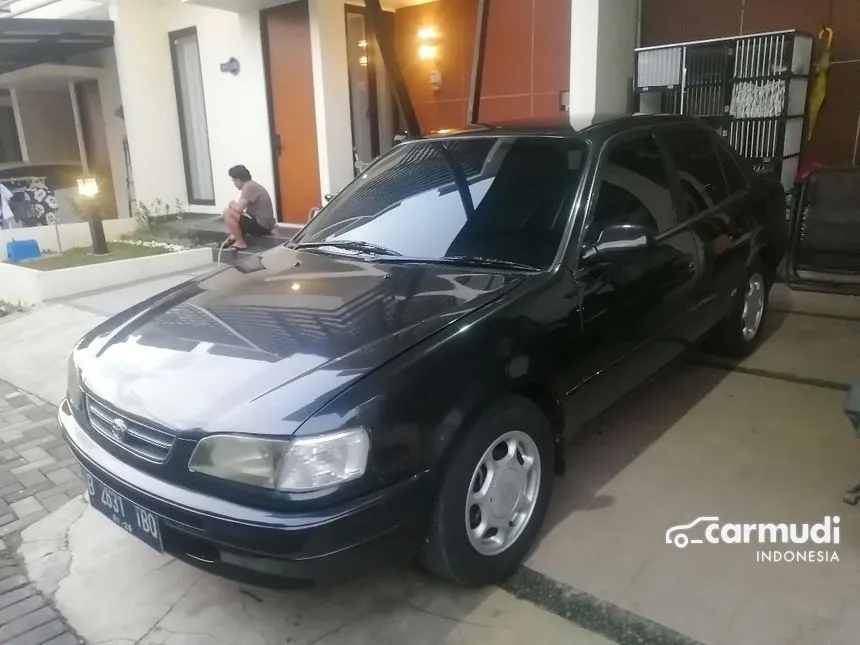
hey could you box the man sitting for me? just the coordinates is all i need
[222,165,275,251]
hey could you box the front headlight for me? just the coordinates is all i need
[188,429,370,492]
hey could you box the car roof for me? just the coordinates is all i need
[431,114,705,144]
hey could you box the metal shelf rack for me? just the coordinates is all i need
[634,29,814,193]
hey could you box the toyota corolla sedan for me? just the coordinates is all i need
[60,115,786,587]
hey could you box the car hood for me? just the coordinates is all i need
[77,246,522,437]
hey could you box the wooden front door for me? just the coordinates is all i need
[264,0,322,224]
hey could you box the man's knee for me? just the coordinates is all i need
[222,206,238,220]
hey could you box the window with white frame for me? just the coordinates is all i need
[169,28,215,205]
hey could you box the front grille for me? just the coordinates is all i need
[85,396,176,463]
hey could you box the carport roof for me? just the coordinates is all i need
[0,18,113,75]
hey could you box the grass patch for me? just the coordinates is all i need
[6,242,172,271]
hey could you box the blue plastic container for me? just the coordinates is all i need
[6,239,41,262]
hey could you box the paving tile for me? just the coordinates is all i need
[0,597,44,625]
[17,448,50,464]
[12,471,46,489]
[0,607,58,641]
[6,618,66,645]
[43,634,79,645]
[0,587,36,611]
[23,407,56,423]
[10,458,57,476]
[36,494,69,514]
[46,446,72,462]
[9,498,43,519]
[5,482,54,504]
[45,470,77,486]
[0,576,27,595]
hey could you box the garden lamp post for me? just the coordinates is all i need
[77,176,109,255]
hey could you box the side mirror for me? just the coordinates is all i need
[581,224,653,263]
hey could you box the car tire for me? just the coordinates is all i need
[708,260,771,358]
[420,396,555,587]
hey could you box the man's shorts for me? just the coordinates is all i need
[239,213,273,237]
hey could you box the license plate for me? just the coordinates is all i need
[83,468,163,553]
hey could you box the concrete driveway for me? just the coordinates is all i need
[4,277,860,645]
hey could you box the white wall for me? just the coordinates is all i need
[14,87,80,164]
[569,0,637,127]
[596,0,637,116]
[110,0,276,217]
[309,0,355,197]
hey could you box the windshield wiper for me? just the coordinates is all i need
[294,241,403,257]
[380,256,539,271]
[440,256,540,271]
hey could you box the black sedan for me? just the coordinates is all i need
[60,115,786,587]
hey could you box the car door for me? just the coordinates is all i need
[659,125,755,337]
[563,130,701,426]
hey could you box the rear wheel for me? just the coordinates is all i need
[421,396,554,586]
[708,261,771,358]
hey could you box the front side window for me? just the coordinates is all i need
[586,134,677,244]
[662,128,729,217]
[295,137,588,270]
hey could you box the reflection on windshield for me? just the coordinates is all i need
[296,137,588,270]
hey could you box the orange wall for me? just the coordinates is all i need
[641,0,860,167]
[394,0,478,133]
[394,0,571,132]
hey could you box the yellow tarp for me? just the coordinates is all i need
[807,27,833,141]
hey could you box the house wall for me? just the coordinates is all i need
[641,0,860,166]
[394,0,572,132]
[568,0,637,126]
[308,0,355,198]
[110,0,276,216]
[14,87,80,164]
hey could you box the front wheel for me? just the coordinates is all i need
[421,396,555,586]
[708,261,771,358]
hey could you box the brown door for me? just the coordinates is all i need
[76,80,118,218]
[264,1,322,224]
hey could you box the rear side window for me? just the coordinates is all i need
[662,128,729,217]
[715,137,749,194]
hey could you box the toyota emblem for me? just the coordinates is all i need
[110,418,128,442]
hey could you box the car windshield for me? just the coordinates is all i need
[293,136,589,270]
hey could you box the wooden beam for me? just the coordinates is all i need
[467,0,490,124]
[363,0,421,136]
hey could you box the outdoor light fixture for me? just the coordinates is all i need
[419,45,438,61]
[77,176,99,198]
[77,176,109,255]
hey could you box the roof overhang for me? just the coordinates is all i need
[0,62,100,89]
[0,17,113,75]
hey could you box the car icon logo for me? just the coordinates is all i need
[665,516,720,548]
[110,418,128,442]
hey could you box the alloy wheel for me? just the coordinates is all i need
[741,272,766,341]
[465,431,542,556]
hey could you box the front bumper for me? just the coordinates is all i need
[59,400,432,586]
